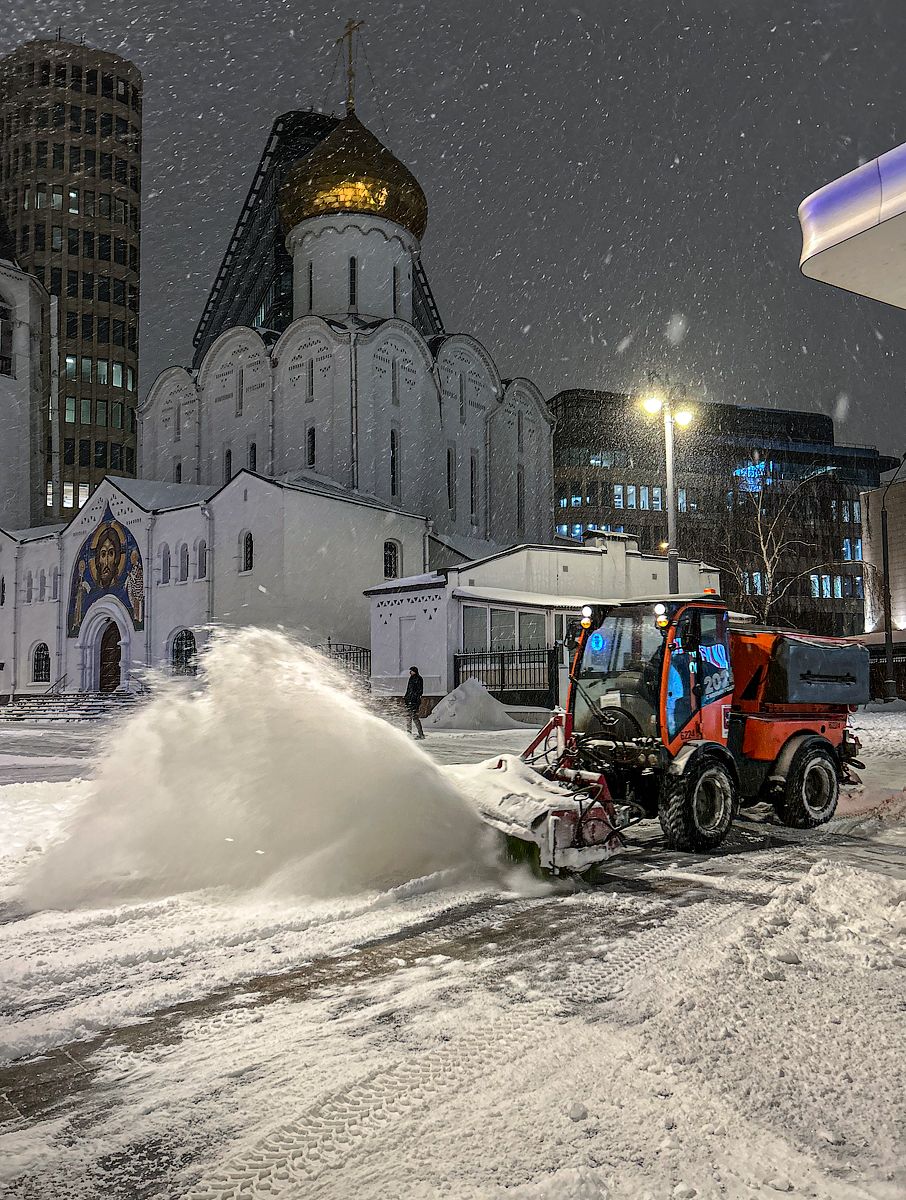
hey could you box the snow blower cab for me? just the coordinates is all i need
[521,595,869,861]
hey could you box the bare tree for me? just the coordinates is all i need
[713,476,833,624]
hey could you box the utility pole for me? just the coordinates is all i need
[880,452,906,700]
[643,371,693,595]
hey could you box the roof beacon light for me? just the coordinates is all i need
[654,603,667,615]
[581,605,593,618]
[580,617,593,629]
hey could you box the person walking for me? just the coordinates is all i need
[404,666,426,739]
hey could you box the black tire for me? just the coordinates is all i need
[658,756,736,851]
[774,739,839,829]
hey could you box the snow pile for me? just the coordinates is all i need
[425,677,523,731]
[23,628,484,908]
[650,860,906,1189]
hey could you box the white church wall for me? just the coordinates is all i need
[0,264,48,528]
[147,505,209,674]
[140,367,198,484]
[355,322,435,512]
[10,533,61,693]
[272,318,343,482]
[288,214,416,323]
[195,328,272,487]
[278,488,428,647]
[435,337,501,545]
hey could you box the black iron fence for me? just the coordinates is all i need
[321,639,371,679]
[454,646,559,709]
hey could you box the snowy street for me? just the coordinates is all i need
[0,694,904,1200]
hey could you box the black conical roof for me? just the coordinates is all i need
[0,209,17,265]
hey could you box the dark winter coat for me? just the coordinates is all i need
[404,673,424,711]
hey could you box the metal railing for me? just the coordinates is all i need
[320,639,371,679]
[454,646,559,708]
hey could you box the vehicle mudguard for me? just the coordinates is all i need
[771,733,839,782]
[667,740,739,785]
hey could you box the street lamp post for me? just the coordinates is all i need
[643,372,693,596]
[880,452,906,701]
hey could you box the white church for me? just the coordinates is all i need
[0,104,554,698]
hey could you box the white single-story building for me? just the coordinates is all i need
[366,532,720,708]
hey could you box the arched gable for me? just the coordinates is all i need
[434,334,504,404]
[357,318,436,375]
[504,377,554,427]
[271,315,338,393]
[194,326,270,393]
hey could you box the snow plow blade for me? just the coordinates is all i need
[446,755,627,877]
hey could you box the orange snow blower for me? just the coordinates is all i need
[518,595,868,869]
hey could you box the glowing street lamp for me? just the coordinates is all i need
[641,372,694,594]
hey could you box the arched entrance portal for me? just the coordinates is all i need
[98,621,122,692]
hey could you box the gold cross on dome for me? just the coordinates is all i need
[336,18,365,114]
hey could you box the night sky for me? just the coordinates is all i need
[4,0,906,450]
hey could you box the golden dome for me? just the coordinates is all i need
[279,112,428,240]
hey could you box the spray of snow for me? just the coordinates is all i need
[426,678,523,731]
[23,629,484,908]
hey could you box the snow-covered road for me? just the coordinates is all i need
[0,707,903,1200]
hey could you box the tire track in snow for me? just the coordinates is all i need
[182,822,880,1200]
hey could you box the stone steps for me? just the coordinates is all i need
[0,692,142,723]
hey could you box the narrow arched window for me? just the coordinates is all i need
[197,539,207,579]
[306,426,315,468]
[383,540,400,580]
[179,543,189,582]
[0,301,13,377]
[223,448,232,483]
[248,442,257,472]
[516,465,526,534]
[25,572,33,603]
[348,256,357,309]
[392,264,400,315]
[242,532,253,573]
[38,570,46,601]
[307,260,314,310]
[51,568,59,599]
[174,459,182,483]
[1,576,6,606]
[33,642,51,683]
[390,428,399,497]
[172,629,197,676]
[160,543,171,584]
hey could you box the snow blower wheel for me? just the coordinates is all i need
[658,757,736,852]
[774,739,839,829]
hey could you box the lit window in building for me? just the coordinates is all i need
[855,574,864,599]
[640,485,650,510]
[854,537,863,561]
[65,396,76,423]
[556,523,568,536]
[78,483,89,508]
[810,573,820,599]
[627,485,637,509]
[63,481,74,508]
[46,481,54,508]
[842,538,851,561]
[571,523,583,539]
[821,574,831,599]
[613,484,624,509]
[853,500,861,523]
[652,486,662,510]
[842,499,851,523]
[678,488,687,513]
[833,575,843,599]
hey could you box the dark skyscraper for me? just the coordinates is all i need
[0,37,142,520]
[191,109,444,370]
